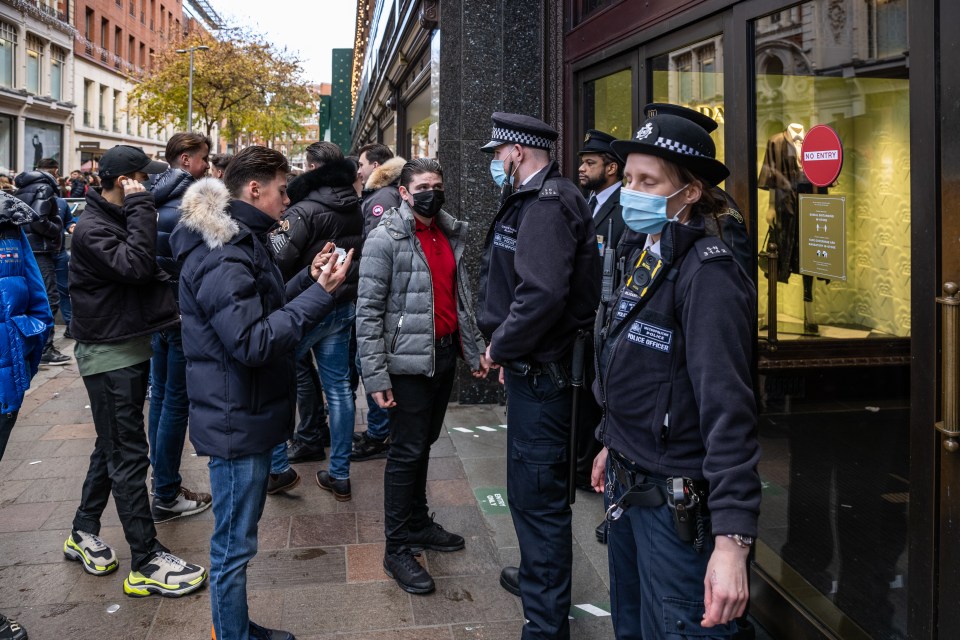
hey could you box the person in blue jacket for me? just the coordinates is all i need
[0,190,54,640]
[592,113,760,639]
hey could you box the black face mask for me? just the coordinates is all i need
[411,189,445,218]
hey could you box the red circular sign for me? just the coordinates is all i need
[801,124,844,187]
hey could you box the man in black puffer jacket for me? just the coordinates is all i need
[147,132,213,524]
[14,158,67,365]
[269,141,364,498]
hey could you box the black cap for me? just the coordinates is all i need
[611,114,729,186]
[578,129,618,157]
[643,103,719,133]
[480,112,558,153]
[98,145,168,179]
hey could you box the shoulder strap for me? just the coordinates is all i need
[538,178,561,200]
[693,236,734,264]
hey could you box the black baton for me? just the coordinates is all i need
[568,330,589,505]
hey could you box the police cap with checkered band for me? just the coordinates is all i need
[611,113,729,186]
[643,102,719,133]
[480,112,558,153]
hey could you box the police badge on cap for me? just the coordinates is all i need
[480,112,558,153]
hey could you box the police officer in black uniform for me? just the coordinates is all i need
[592,112,760,639]
[477,112,601,640]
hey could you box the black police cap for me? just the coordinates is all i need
[611,114,729,186]
[98,145,168,179]
[643,103,719,133]
[578,129,619,157]
[481,112,558,153]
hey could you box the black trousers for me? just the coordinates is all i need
[383,342,456,552]
[73,361,165,570]
[0,410,18,460]
[35,253,58,349]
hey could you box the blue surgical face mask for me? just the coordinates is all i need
[490,159,509,188]
[620,184,689,235]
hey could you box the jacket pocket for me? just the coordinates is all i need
[11,315,48,338]
[661,597,736,637]
[390,312,405,353]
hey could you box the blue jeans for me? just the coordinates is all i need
[605,455,736,639]
[356,351,391,441]
[54,249,71,325]
[270,302,356,478]
[148,328,189,502]
[208,451,270,640]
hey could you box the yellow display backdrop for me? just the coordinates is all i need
[756,74,910,338]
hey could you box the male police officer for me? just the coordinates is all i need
[578,129,626,252]
[477,112,601,640]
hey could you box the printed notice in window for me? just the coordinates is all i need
[799,194,846,281]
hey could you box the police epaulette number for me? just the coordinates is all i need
[539,178,561,200]
[694,237,732,263]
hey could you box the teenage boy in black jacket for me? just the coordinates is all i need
[65,145,208,600]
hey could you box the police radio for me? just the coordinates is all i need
[601,219,616,304]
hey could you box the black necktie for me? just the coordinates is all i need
[588,194,598,215]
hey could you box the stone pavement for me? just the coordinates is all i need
[0,332,615,639]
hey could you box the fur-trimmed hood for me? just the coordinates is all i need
[288,157,358,206]
[364,156,406,191]
[173,178,239,253]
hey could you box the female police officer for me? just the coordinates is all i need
[591,112,760,639]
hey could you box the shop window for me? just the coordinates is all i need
[381,122,396,154]
[26,119,62,170]
[575,0,618,24]
[0,22,16,89]
[0,116,12,172]
[583,68,632,142]
[50,47,65,101]
[650,36,725,165]
[753,2,911,639]
[26,36,42,95]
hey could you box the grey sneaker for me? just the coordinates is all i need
[63,530,118,576]
[152,486,213,523]
[123,551,207,598]
[40,346,70,366]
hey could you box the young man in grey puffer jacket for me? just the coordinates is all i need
[356,157,490,597]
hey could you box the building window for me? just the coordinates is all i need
[50,46,65,101]
[139,43,145,68]
[113,90,121,133]
[0,115,13,172]
[582,68,633,142]
[404,85,435,159]
[128,35,135,63]
[115,27,121,56]
[26,36,42,95]
[83,80,92,126]
[25,119,62,170]
[84,8,94,40]
[0,22,16,89]
[101,18,108,48]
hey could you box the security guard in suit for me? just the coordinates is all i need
[477,112,601,640]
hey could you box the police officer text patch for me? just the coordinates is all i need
[493,223,517,253]
[627,321,673,352]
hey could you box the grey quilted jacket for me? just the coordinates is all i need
[357,201,485,393]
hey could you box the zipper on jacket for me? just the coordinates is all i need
[391,313,404,352]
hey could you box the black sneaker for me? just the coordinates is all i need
[63,327,73,340]
[316,470,351,501]
[286,440,326,464]
[0,612,28,640]
[350,431,389,462]
[152,486,213,523]
[407,514,465,552]
[249,621,295,640]
[266,468,300,495]
[40,346,70,366]
[383,547,434,594]
[352,430,365,444]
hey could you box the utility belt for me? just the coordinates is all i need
[500,358,570,390]
[606,448,709,553]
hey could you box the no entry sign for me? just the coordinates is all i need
[801,124,843,187]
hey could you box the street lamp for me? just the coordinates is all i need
[175,45,210,132]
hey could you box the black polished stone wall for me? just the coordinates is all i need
[439,0,565,404]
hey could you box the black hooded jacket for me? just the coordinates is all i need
[270,157,363,302]
[13,171,63,254]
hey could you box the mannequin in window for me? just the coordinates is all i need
[759,122,821,333]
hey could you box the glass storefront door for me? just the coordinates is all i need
[751,3,911,639]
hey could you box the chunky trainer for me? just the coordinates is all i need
[40,346,70,366]
[0,612,28,640]
[152,486,213,523]
[286,439,326,464]
[63,530,118,576]
[267,468,300,495]
[123,551,206,598]
[383,547,434,594]
[249,621,296,640]
[350,431,389,462]
[316,470,351,501]
[407,514,465,552]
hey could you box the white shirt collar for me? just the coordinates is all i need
[591,182,621,215]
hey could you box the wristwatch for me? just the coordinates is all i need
[725,534,755,548]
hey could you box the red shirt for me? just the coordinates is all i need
[414,220,458,338]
